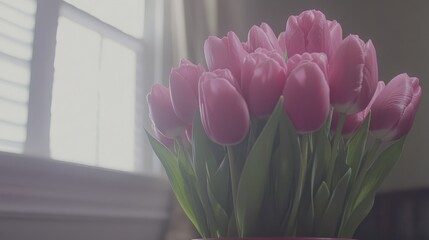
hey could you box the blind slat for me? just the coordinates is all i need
[0,0,35,153]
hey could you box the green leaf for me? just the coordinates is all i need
[227,212,238,236]
[146,131,207,236]
[275,113,302,235]
[210,155,230,212]
[339,194,375,238]
[313,181,330,226]
[313,127,331,193]
[191,113,226,236]
[206,178,229,236]
[274,112,298,216]
[308,126,331,235]
[354,138,406,209]
[176,144,212,235]
[192,112,224,179]
[331,139,348,188]
[345,114,370,183]
[235,97,284,237]
[337,115,370,232]
[317,169,351,236]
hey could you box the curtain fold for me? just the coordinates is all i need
[159,0,219,84]
[182,0,218,65]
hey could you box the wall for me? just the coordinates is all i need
[216,0,429,191]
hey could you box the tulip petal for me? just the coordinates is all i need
[283,62,330,133]
[370,74,422,141]
[199,71,250,145]
[147,84,186,138]
[329,35,374,114]
[170,61,204,124]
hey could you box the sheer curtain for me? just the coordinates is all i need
[154,1,219,239]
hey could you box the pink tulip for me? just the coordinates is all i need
[212,68,241,90]
[328,35,379,114]
[185,125,192,143]
[331,81,385,137]
[283,10,342,58]
[153,126,174,150]
[147,84,186,138]
[283,62,330,133]
[199,70,250,145]
[204,31,248,83]
[278,31,286,56]
[169,58,205,124]
[286,52,328,77]
[370,74,422,141]
[242,41,251,52]
[241,50,287,116]
[248,23,283,54]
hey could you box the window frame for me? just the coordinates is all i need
[23,0,158,173]
[0,0,171,238]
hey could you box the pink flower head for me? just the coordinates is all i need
[153,125,174,150]
[204,31,248,84]
[248,22,283,54]
[283,61,330,133]
[328,35,379,114]
[147,84,186,138]
[286,52,328,77]
[170,59,205,124]
[370,74,422,141]
[241,49,287,116]
[331,81,385,137]
[283,9,342,59]
[199,69,250,145]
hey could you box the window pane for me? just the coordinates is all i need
[51,17,137,172]
[64,0,144,38]
[0,0,35,153]
[50,18,100,166]
[98,39,136,171]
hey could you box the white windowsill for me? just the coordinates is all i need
[0,152,172,240]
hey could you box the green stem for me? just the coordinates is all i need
[176,137,191,161]
[286,134,310,235]
[360,139,382,174]
[227,145,238,213]
[326,113,346,188]
[338,139,382,237]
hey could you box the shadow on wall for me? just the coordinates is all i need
[216,0,429,191]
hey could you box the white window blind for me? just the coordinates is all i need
[0,0,36,153]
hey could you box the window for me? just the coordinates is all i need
[51,1,144,172]
[0,0,159,174]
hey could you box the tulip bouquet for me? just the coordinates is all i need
[146,10,422,239]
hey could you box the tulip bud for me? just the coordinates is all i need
[242,41,251,52]
[153,126,174,150]
[370,74,422,141]
[284,10,342,58]
[185,125,192,143]
[241,50,287,116]
[278,31,286,56]
[283,62,330,133]
[328,35,379,114]
[147,84,186,138]
[248,23,283,54]
[204,31,248,83]
[170,58,205,124]
[331,81,385,137]
[286,52,328,77]
[199,70,250,145]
